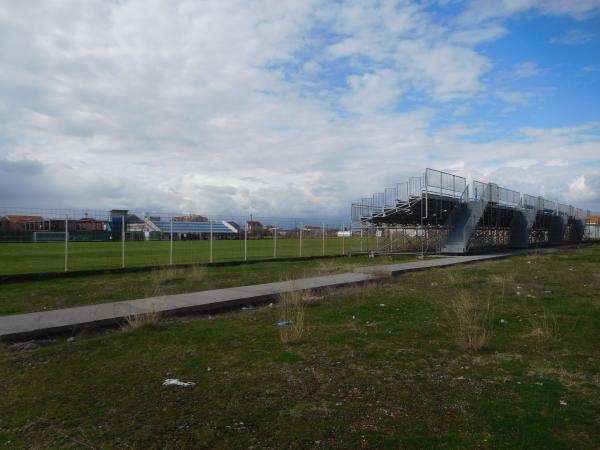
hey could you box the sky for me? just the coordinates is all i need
[1,0,599,219]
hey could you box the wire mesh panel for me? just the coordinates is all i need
[498,187,521,206]
[489,184,500,203]
[472,181,489,201]
[425,168,466,198]
[523,194,542,210]
[0,207,353,276]
[397,182,409,202]
[409,177,422,197]
[384,187,397,207]
[542,198,556,212]
[556,203,570,216]
[361,198,373,217]
[351,204,361,222]
[372,193,385,213]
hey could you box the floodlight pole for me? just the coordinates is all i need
[322,223,325,256]
[244,221,247,261]
[121,214,125,268]
[342,223,345,254]
[170,216,173,265]
[64,216,68,272]
[209,219,213,263]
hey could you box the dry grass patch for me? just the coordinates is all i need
[448,289,494,351]
[315,260,354,276]
[489,273,516,301]
[150,266,207,295]
[124,309,161,330]
[278,289,312,344]
[525,309,558,342]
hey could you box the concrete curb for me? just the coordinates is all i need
[0,249,557,341]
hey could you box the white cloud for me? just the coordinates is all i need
[458,0,600,23]
[568,173,600,203]
[550,29,596,44]
[512,61,543,78]
[0,0,598,218]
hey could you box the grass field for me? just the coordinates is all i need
[0,254,417,316]
[1,244,599,448]
[0,237,380,275]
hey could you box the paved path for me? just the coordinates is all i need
[0,252,517,340]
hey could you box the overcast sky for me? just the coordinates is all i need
[1,0,599,219]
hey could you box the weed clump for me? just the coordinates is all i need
[449,289,494,351]
[278,289,311,344]
[526,309,558,342]
[124,309,161,330]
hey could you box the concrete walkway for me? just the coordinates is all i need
[0,252,516,340]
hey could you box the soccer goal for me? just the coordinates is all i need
[33,231,67,242]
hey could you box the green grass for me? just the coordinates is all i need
[0,237,372,275]
[0,254,417,316]
[1,244,599,448]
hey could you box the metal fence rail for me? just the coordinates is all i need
[0,207,356,276]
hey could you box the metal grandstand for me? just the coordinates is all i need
[351,168,590,254]
[152,219,237,236]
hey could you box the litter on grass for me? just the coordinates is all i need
[163,378,196,387]
[276,321,291,326]
[379,304,386,307]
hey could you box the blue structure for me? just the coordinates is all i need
[110,209,128,241]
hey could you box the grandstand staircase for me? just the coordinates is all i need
[549,214,568,244]
[370,196,420,220]
[144,217,162,232]
[509,207,538,247]
[441,189,488,254]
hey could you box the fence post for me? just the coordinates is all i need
[244,221,247,261]
[273,224,277,259]
[121,214,125,268]
[360,227,363,252]
[64,215,68,272]
[170,215,173,265]
[322,223,325,256]
[209,219,213,263]
[342,223,345,254]
[299,222,303,257]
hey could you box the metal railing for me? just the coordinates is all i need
[0,206,356,276]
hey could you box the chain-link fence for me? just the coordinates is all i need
[0,207,357,276]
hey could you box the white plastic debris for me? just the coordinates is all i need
[379,304,386,307]
[163,378,196,387]
[560,400,567,406]
[500,319,507,324]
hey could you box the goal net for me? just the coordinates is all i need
[33,231,67,242]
